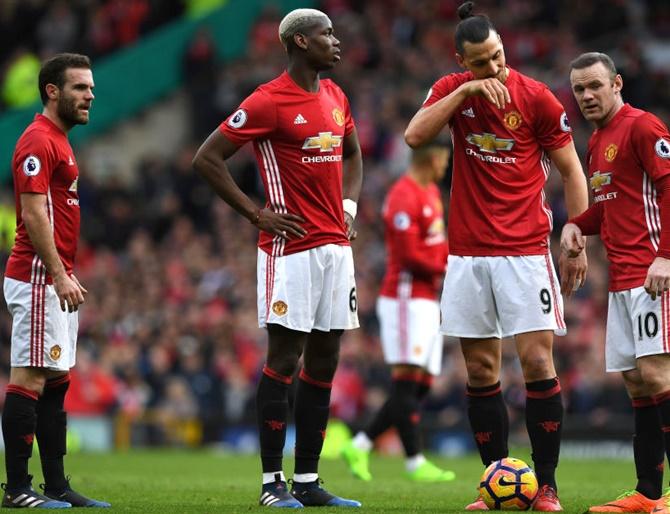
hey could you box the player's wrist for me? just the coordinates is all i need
[343,199,357,220]
[249,208,262,226]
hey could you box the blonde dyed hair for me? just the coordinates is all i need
[278,8,330,48]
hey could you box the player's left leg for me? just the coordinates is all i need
[290,329,360,508]
[515,330,563,512]
[638,354,670,514]
[36,372,110,508]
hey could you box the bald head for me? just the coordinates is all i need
[278,8,330,49]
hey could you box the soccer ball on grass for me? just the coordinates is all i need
[478,457,538,510]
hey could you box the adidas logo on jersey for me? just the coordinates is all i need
[294,114,308,125]
[462,108,475,118]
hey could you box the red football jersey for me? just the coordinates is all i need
[424,68,573,256]
[6,114,80,284]
[584,104,670,291]
[219,71,355,256]
[379,175,448,300]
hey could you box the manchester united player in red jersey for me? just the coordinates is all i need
[404,2,589,511]
[2,54,110,508]
[562,52,670,514]
[192,8,363,509]
[342,141,455,483]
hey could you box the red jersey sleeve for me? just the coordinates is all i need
[386,190,445,277]
[630,114,670,257]
[569,201,603,236]
[630,113,670,182]
[343,93,355,137]
[422,73,470,108]
[531,87,573,151]
[218,89,277,146]
[13,132,56,194]
[655,175,670,259]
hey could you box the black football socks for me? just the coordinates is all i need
[467,381,509,465]
[294,370,332,475]
[36,374,70,493]
[526,377,562,490]
[2,386,39,490]
[257,366,291,473]
[632,396,664,500]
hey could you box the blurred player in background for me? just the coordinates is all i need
[342,141,455,483]
[404,2,589,510]
[562,52,670,514]
[2,53,110,509]
[192,8,363,509]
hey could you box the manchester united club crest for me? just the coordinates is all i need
[332,108,345,126]
[272,301,288,316]
[503,110,523,130]
[50,345,62,361]
[605,143,618,162]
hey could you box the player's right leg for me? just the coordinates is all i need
[1,368,70,509]
[440,256,505,510]
[257,325,306,508]
[460,339,505,511]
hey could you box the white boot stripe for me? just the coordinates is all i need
[20,496,35,506]
[14,493,27,503]
[27,498,44,507]
[266,497,279,506]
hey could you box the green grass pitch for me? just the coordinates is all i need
[33,450,633,513]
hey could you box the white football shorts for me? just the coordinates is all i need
[257,244,359,332]
[3,277,77,371]
[377,296,443,375]
[606,287,670,372]
[440,254,565,339]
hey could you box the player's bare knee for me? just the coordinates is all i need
[519,355,554,382]
[638,356,670,395]
[266,352,301,377]
[621,369,646,397]
[9,367,47,395]
[304,353,339,383]
[465,358,498,384]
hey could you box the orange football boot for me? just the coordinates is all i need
[588,490,657,513]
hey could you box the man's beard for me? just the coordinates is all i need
[57,96,88,127]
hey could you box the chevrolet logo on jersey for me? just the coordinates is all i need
[590,171,612,192]
[302,132,343,152]
[466,133,515,153]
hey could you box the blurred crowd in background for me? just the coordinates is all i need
[1,0,669,451]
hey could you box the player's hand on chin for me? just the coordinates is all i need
[644,256,670,300]
[256,208,307,239]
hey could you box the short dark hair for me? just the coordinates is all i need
[410,139,452,165]
[38,53,91,105]
[569,52,618,80]
[455,2,497,55]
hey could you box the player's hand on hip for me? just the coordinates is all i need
[54,273,86,312]
[344,212,357,241]
[644,257,670,300]
[256,208,307,240]
[464,78,510,109]
[560,223,585,258]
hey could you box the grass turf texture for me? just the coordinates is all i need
[19,450,632,513]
